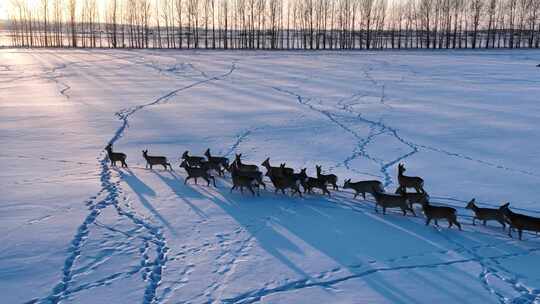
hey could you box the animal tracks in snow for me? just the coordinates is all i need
[3,50,540,304]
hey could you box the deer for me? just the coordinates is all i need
[232,154,259,173]
[204,148,229,169]
[372,188,415,216]
[261,157,286,178]
[105,143,128,168]
[343,179,384,200]
[225,162,266,189]
[499,203,540,240]
[281,167,309,193]
[230,166,260,196]
[395,187,430,209]
[465,198,506,230]
[397,163,425,193]
[422,201,461,230]
[182,150,205,167]
[316,165,338,190]
[270,173,303,197]
[280,163,295,176]
[180,160,216,187]
[142,150,172,170]
[200,160,225,177]
[301,170,331,196]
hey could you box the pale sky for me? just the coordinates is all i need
[0,2,7,21]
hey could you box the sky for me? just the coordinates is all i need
[0,2,7,21]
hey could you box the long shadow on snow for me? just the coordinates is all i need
[152,170,209,220]
[120,166,537,302]
[177,177,500,303]
[119,169,177,236]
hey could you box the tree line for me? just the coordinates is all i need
[5,0,540,49]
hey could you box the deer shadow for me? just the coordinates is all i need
[118,168,177,236]
[181,177,500,303]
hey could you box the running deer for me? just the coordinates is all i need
[105,143,128,168]
[316,165,338,190]
[395,187,430,209]
[230,166,260,196]
[372,188,415,216]
[343,179,384,199]
[397,163,425,193]
[204,148,229,169]
[232,154,259,173]
[465,198,506,230]
[500,203,540,240]
[280,163,295,176]
[180,160,216,186]
[226,163,266,189]
[200,160,224,177]
[270,173,303,197]
[302,171,331,196]
[261,158,286,178]
[182,150,205,167]
[142,150,172,170]
[422,201,461,230]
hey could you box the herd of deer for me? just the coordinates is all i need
[106,144,540,240]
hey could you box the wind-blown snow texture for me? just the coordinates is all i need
[1,49,539,304]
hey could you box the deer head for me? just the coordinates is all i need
[465,198,476,209]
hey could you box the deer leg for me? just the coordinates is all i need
[362,192,366,200]
[401,208,406,216]
[375,204,379,213]
[425,218,431,226]
[230,185,236,193]
[518,229,523,240]
[194,177,198,184]
[448,218,453,228]
[333,183,338,190]
[203,177,210,186]
[383,207,386,215]
[353,192,358,199]
[455,219,462,231]
[409,207,416,217]
[184,176,190,184]
[498,220,506,230]
[248,185,255,196]
[122,161,128,168]
[211,176,216,187]
[508,226,513,238]
[483,220,487,226]
[472,217,476,225]
[434,219,439,227]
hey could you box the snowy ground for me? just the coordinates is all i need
[1,49,540,304]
